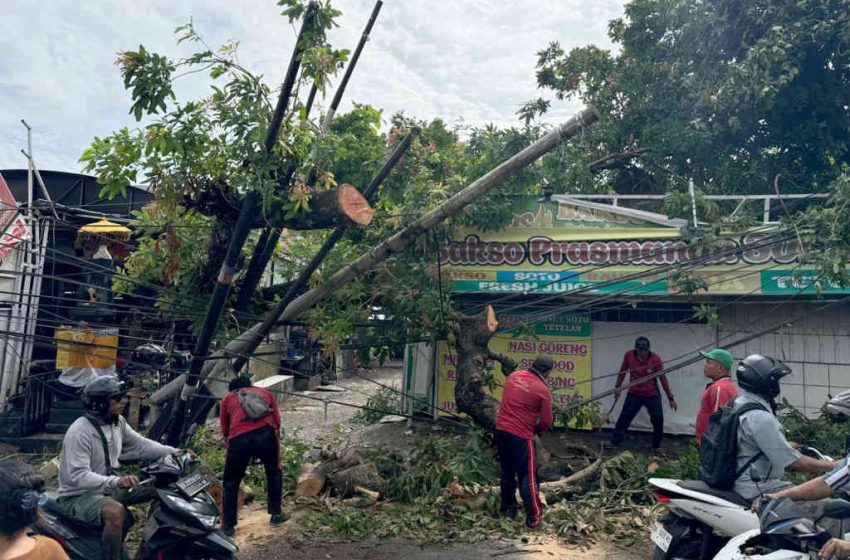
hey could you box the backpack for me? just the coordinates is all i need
[236,388,273,421]
[698,398,767,489]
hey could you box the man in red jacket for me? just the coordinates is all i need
[611,337,676,451]
[694,348,737,444]
[219,376,285,536]
[495,353,554,529]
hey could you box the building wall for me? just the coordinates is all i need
[718,302,850,417]
[591,321,714,435]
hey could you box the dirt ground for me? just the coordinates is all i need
[235,362,656,560]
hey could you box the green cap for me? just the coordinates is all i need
[700,348,733,372]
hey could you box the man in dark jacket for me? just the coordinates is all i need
[219,376,285,536]
[495,353,554,529]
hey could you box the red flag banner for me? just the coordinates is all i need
[0,215,31,263]
[0,173,19,234]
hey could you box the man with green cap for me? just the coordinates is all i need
[694,348,738,444]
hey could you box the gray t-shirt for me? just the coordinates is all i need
[733,391,802,500]
[58,415,179,498]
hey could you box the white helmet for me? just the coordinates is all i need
[825,389,850,419]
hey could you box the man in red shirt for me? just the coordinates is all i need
[495,353,554,530]
[694,348,738,444]
[611,337,676,451]
[219,376,285,536]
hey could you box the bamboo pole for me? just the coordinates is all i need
[233,1,383,314]
[166,2,320,446]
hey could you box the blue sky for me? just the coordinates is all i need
[0,1,624,173]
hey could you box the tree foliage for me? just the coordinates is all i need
[80,2,574,352]
[526,0,850,288]
[526,0,850,198]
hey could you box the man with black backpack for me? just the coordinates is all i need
[219,375,285,536]
[699,355,836,500]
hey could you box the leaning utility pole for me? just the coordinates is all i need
[187,107,600,431]
[165,2,320,446]
[233,0,384,314]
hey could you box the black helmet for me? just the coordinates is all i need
[82,376,127,414]
[531,353,554,376]
[132,343,167,370]
[170,349,192,371]
[826,389,850,420]
[736,354,791,399]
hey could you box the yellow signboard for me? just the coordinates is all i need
[436,311,591,418]
[56,327,119,369]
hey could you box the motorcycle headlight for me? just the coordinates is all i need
[195,514,217,531]
[163,494,218,530]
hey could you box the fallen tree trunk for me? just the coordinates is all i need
[197,107,599,404]
[447,450,614,509]
[538,454,605,502]
[329,462,386,498]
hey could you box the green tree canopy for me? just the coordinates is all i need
[524,0,850,196]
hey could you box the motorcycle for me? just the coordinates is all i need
[649,446,832,560]
[712,497,850,560]
[35,451,238,559]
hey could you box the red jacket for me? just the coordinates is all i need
[614,350,672,399]
[496,370,553,440]
[695,376,738,444]
[219,387,281,444]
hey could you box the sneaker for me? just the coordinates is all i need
[526,518,545,531]
[270,512,290,525]
[221,525,235,537]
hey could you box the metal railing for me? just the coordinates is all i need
[560,193,829,224]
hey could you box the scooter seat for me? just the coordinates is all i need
[678,480,750,507]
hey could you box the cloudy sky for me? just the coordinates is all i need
[0,0,624,174]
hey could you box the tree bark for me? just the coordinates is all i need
[294,463,327,497]
[329,462,386,498]
[452,305,507,431]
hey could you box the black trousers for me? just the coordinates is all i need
[496,430,542,527]
[612,393,664,449]
[222,425,282,528]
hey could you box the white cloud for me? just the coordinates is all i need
[0,0,624,173]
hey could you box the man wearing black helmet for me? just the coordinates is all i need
[495,353,554,530]
[58,376,181,560]
[731,355,836,501]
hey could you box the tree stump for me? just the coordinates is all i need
[452,305,516,430]
[294,463,326,497]
[329,462,386,498]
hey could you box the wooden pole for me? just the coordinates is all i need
[234,0,384,315]
[166,2,320,446]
